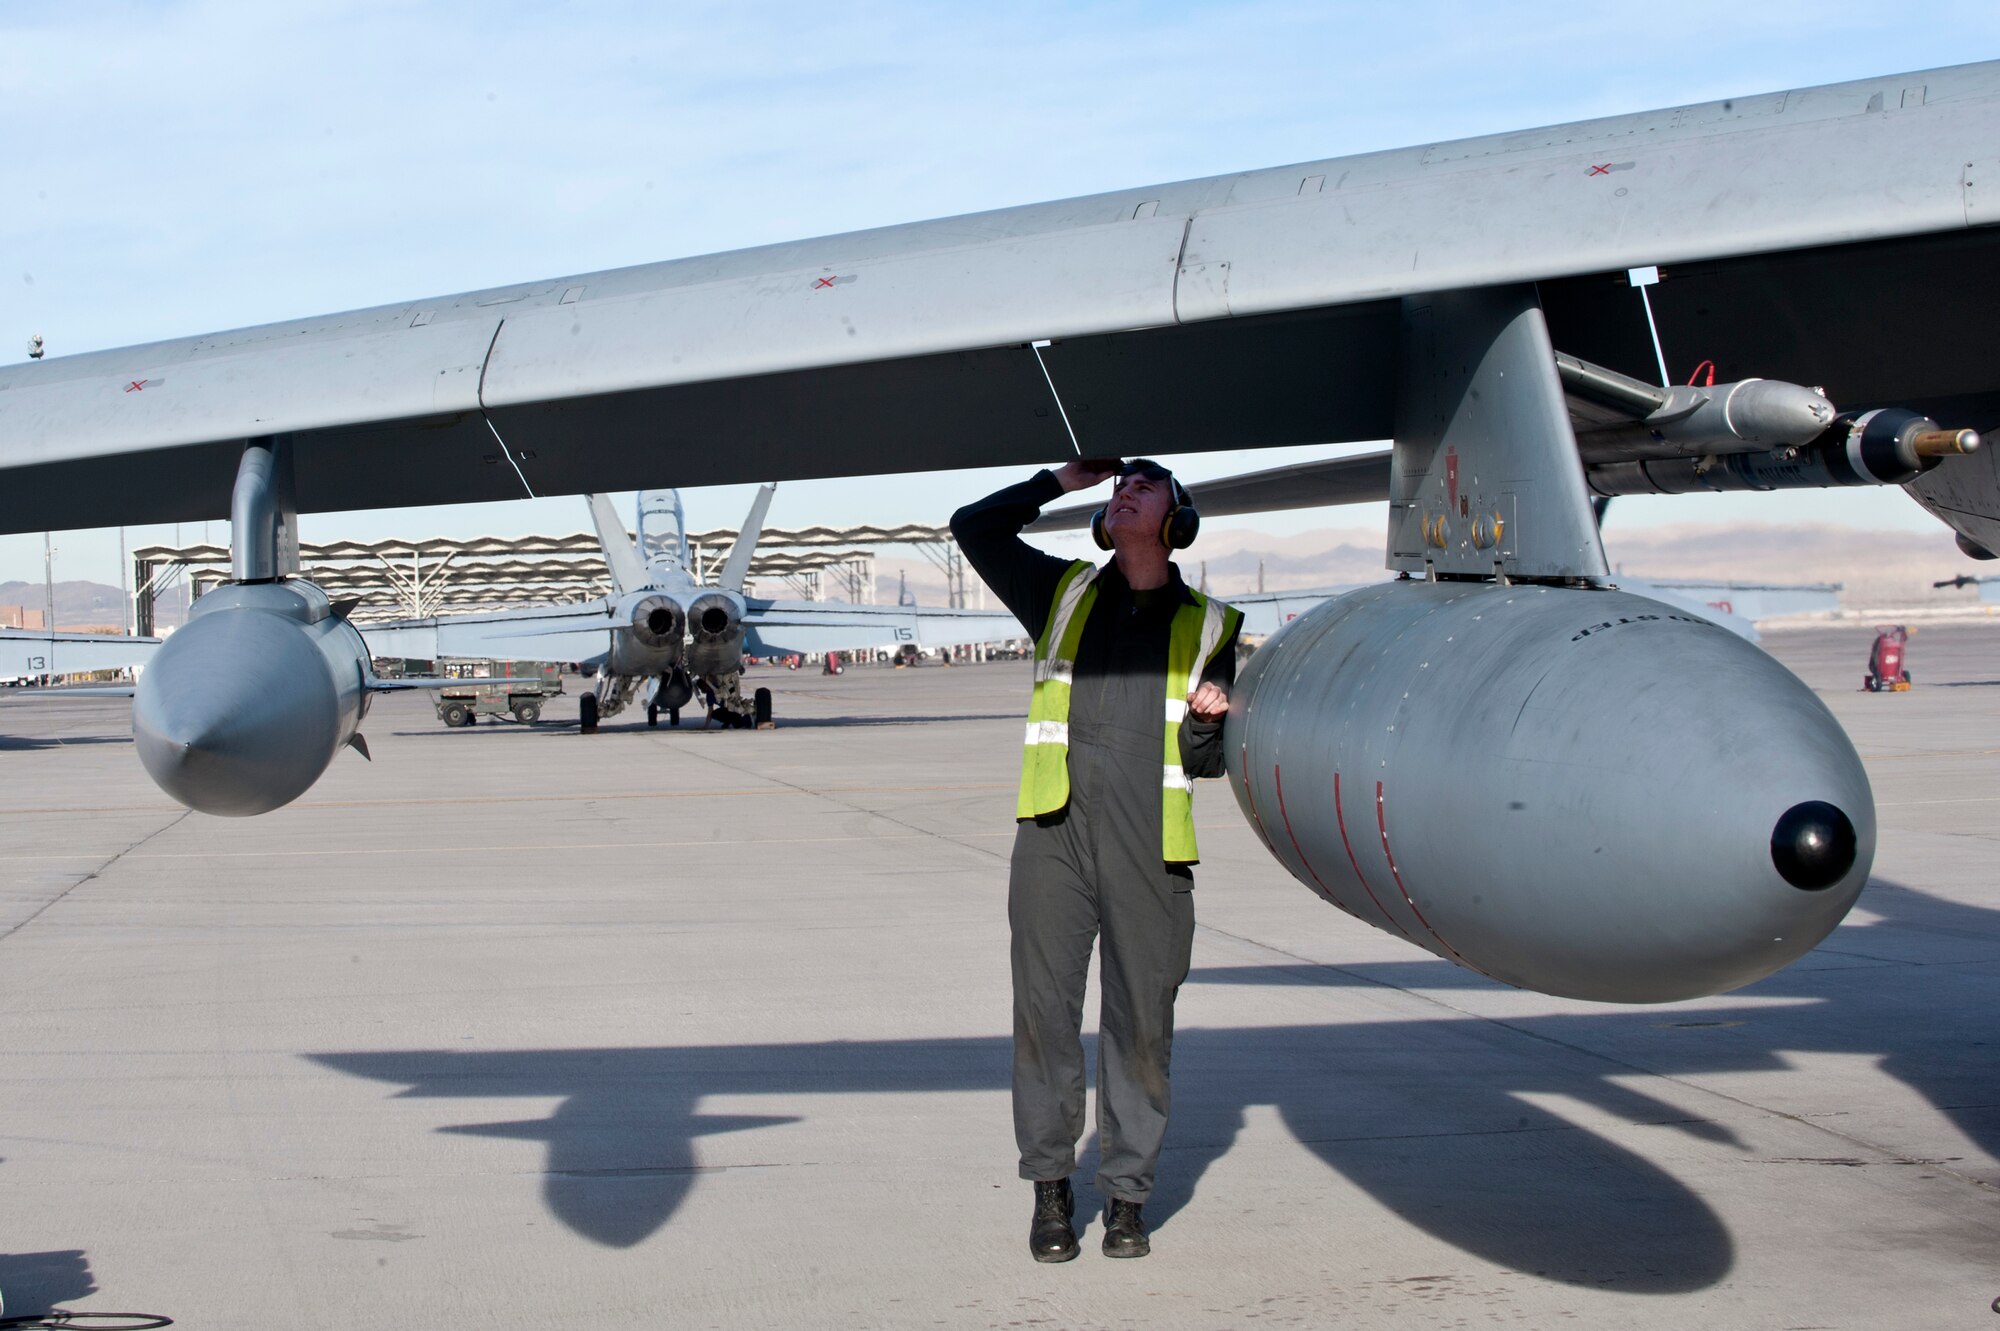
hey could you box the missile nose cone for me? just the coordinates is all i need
[1772,800,1859,891]
[133,608,346,816]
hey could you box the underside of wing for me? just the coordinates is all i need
[1029,452,1394,531]
[1,64,1996,533]
[1219,578,1759,642]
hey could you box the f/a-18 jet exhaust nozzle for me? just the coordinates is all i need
[684,590,746,676]
[1225,582,1873,1003]
[133,582,371,817]
[630,595,684,647]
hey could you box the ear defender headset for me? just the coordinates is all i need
[1091,460,1200,552]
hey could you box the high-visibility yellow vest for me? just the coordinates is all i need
[1017,560,1242,862]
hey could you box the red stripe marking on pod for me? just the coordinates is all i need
[1334,771,1409,937]
[1237,739,1278,857]
[1376,779,1486,973]
[1275,764,1344,910]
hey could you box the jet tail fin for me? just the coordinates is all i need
[717,484,777,592]
[587,493,650,598]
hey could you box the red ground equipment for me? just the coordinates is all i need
[1864,625,1912,692]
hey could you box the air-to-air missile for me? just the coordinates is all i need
[1587,407,1982,498]
[1225,580,1871,1003]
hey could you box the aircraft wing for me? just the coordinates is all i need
[0,629,158,679]
[1029,452,1394,531]
[1221,585,1373,639]
[1224,578,1759,642]
[3,63,1997,533]
[743,601,1022,658]
[360,602,613,665]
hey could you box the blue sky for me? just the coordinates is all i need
[4,1,1997,588]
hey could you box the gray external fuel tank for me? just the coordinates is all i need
[132,581,372,817]
[1224,581,1872,1003]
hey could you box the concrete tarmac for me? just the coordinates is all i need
[1,624,1997,1329]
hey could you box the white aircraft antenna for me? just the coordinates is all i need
[716,484,777,592]
[586,493,650,598]
[1628,266,1673,386]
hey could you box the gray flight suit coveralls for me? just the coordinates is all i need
[951,471,1239,1205]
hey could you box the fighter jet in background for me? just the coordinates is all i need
[362,487,1022,729]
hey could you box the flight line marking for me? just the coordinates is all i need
[1,781,1018,816]
[0,822,1261,862]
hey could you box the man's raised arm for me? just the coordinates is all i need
[950,459,1118,641]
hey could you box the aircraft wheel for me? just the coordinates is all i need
[753,687,773,729]
[580,693,599,732]
[647,703,659,728]
[513,700,541,725]
[669,707,680,726]
[442,702,470,728]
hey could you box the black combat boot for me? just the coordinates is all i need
[1101,1198,1149,1258]
[1029,1179,1078,1263]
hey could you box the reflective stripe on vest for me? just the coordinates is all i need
[1017,560,1099,822]
[1017,559,1241,862]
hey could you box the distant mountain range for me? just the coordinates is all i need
[886,521,1996,614]
[0,579,160,630]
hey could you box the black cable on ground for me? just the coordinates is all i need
[0,1313,172,1328]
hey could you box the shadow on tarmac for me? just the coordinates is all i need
[310,880,1997,1293]
[0,1249,96,1318]
[0,733,131,751]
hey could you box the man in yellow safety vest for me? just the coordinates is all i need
[951,458,1242,1263]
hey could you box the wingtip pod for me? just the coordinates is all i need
[1225,582,1872,1003]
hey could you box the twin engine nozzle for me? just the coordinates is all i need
[628,595,685,650]
[685,591,745,676]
